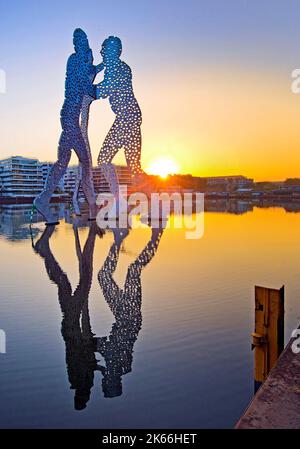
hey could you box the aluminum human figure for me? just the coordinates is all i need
[72,50,104,215]
[34,29,100,224]
[95,36,145,206]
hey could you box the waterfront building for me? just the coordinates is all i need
[0,156,66,199]
[92,165,133,193]
[194,175,254,192]
[40,162,65,195]
[0,156,134,199]
[63,164,134,197]
[62,165,80,194]
[0,156,44,198]
[0,156,262,199]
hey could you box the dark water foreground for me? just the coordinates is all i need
[0,202,300,428]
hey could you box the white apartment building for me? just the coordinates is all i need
[0,156,65,198]
[63,164,133,196]
[0,156,134,199]
[0,156,44,197]
[62,165,80,193]
[93,165,133,193]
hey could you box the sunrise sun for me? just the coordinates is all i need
[146,157,179,179]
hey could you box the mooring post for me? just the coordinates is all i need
[251,285,284,392]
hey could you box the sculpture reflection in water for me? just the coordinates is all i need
[96,225,164,397]
[32,222,102,409]
[32,222,164,409]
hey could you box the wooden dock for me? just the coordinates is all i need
[236,326,300,429]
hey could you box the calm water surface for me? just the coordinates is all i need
[0,201,300,428]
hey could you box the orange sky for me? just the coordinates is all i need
[1,64,300,182]
[1,2,300,182]
[86,66,300,181]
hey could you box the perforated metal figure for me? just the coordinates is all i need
[34,29,101,224]
[72,50,104,215]
[96,36,145,204]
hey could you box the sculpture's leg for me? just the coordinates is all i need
[97,118,122,168]
[80,97,92,152]
[72,165,82,216]
[74,132,97,220]
[100,162,125,218]
[124,123,143,175]
[101,163,119,197]
[34,132,71,224]
[97,119,123,215]
[72,96,93,217]
[124,122,147,192]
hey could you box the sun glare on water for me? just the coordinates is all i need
[146,157,179,178]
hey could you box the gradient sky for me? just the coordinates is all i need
[1,0,300,180]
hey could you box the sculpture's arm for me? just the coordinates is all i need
[95,68,113,99]
[79,63,97,99]
[84,78,97,99]
[94,62,105,74]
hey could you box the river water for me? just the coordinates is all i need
[0,201,299,428]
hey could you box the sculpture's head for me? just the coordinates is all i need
[101,36,122,63]
[73,28,90,58]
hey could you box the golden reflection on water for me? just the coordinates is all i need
[1,205,300,426]
[26,206,300,333]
